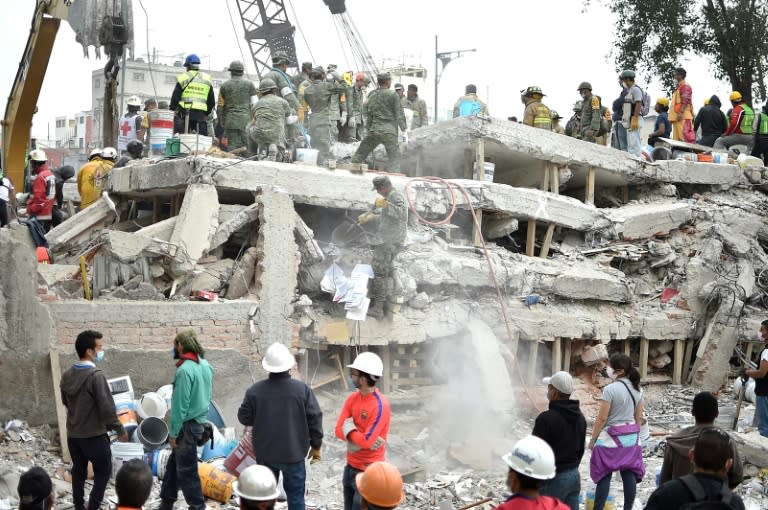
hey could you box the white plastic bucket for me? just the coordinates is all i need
[137,392,168,420]
[132,416,169,451]
[149,110,174,155]
[179,133,213,153]
[144,448,173,479]
[295,148,319,166]
[156,384,173,409]
[111,442,144,479]
[473,162,495,182]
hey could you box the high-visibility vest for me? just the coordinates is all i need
[739,104,755,134]
[177,71,213,112]
[758,112,768,135]
[534,104,552,130]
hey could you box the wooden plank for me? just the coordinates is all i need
[552,337,562,373]
[624,338,631,356]
[528,341,539,384]
[622,185,630,204]
[539,224,555,258]
[585,167,596,205]
[673,339,684,385]
[330,353,349,391]
[639,337,649,380]
[682,338,694,385]
[563,339,571,372]
[311,374,342,390]
[472,139,485,247]
[152,197,161,223]
[549,163,559,194]
[50,352,71,463]
[526,219,537,257]
[746,342,755,365]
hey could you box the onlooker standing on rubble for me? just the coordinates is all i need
[551,111,565,134]
[60,330,128,510]
[694,95,727,147]
[521,86,552,130]
[714,91,755,152]
[751,103,768,163]
[238,342,323,510]
[611,79,629,151]
[234,465,280,510]
[588,353,645,510]
[648,98,672,147]
[619,70,644,157]
[404,84,428,130]
[351,73,407,172]
[660,391,743,488]
[577,82,602,143]
[565,101,583,139]
[494,436,570,510]
[336,352,392,510]
[532,371,587,510]
[303,68,348,165]
[159,330,214,510]
[247,78,295,161]
[217,60,258,153]
[18,467,55,510]
[141,98,157,156]
[355,462,405,510]
[453,84,489,118]
[170,54,215,135]
[116,459,153,510]
[669,67,694,142]
[357,175,408,319]
[744,319,768,437]
[25,149,56,232]
[645,428,745,510]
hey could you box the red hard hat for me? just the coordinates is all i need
[355,72,365,81]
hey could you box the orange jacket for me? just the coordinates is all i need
[335,389,391,470]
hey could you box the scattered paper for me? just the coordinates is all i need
[346,298,370,321]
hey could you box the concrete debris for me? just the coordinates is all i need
[208,203,260,253]
[46,196,117,253]
[224,247,259,300]
[168,184,220,277]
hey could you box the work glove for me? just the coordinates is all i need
[374,197,388,208]
[342,418,357,437]
[630,116,640,132]
[348,117,356,128]
[357,212,376,225]
[347,440,361,454]
[370,437,386,451]
[307,447,322,464]
[740,368,749,384]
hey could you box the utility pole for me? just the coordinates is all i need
[434,35,476,123]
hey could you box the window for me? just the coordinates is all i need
[79,117,85,124]
[95,78,101,88]
[79,138,84,149]
[133,72,145,81]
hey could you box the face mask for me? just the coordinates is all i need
[94,350,105,364]
[606,367,615,379]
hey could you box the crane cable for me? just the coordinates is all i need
[225,0,251,75]
[401,175,544,412]
[286,0,317,65]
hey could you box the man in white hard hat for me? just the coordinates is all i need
[25,149,56,232]
[237,343,323,510]
[494,435,569,510]
[118,95,145,154]
[532,371,586,510]
[234,465,280,510]
[335,352,392,510]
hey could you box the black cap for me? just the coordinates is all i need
[465,84,477,94]
[372,175,391,190]
[18,467,52,510]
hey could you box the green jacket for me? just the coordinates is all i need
[376,188,408,245]
[170,358,213,438]
[263,68,300,109]
[217,76,258,131]
[403,95,429,129]
[364,87,407,135]
[579,93,602,133]
[248,93,292,145]
[347,85,366,123]
[304,80,348,118]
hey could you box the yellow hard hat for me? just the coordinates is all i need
[656,97,669,106]
[729,91,742,101]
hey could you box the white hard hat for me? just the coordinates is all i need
[502,435,556,480]
[348,352,383,378]
[233,465,280,501]
[89,148,102,158]
[261,343,295,373]
[101,147,117,160]
[29,149,47,162]
[127,95,141,107]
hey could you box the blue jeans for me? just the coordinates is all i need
[343,464,363,510]
[612,123,628,151]
[757,395,768,437]
[160,421,206,510]
[627,118,645,157]
[540,467,580,510]
[262,461,305,510]
[594,470,636,510]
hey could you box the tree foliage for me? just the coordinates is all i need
[587,0,768,104]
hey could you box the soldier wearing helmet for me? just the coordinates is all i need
[292,61,313,90]
[169,53,215,135]
[453,84,489,118]
[25,149,56,231]
[521,86,552,130]
[216,60,257,153]
[565,101,583,139]
[355,462,404,510]
[238,343,323,510]
[336,352,392,510]
[577,82,603,143]
[669,67,694,142]
[302,67,349,165]
[714,90,755,152]
[342,72,369,142]
[117,95,145,154]
[233,465,280,510]
[246,78,296,161]
[262,51,300,110]
[77,148,116,210]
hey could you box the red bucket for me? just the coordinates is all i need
[223,433,257,476]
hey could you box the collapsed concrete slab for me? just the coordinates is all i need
[47,196,118,253]
[606,202,693,239]
[168,184,220,277]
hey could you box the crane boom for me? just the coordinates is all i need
[236,0,298,78]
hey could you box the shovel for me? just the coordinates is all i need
[733,377,746,431]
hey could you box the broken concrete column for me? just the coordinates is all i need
[225,247,259,300]
[168,184,219,277]
[294,213,324,265]
[47,196,117,253]
[208,202,260,253]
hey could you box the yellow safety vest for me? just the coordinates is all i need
[177,71,213,112]
[759,113,768,135]
[739,104,755,134]
[534,104,552,130]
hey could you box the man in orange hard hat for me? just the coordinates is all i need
[355,461,404,510]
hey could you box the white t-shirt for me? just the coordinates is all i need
[0,177,14,202]
[601,377,643,426]
[622,85,643,125]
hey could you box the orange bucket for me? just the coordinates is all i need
[697,153,713,163]
[198,462,235,503]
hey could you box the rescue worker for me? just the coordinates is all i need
[141,99,157,157]
[551,111,565,134]
[648,98,672,146]
[292,61,313,90]
[217,60,258,153]
[303,67,348,165]
[619,70,644,157]
[694,95,727,147]
[327,64,347,142]
[344,72,368,142]
[115,140,144,168]
[714,91,755,152]
[453,84,489,118]
[238,343,323,510]
[752,103,768,163]
[394,83,406,105]
[159,330,214,510]
[357,175,408,319]
[577,82,601,142]
[26,149,56,231]
[521,86,552,130]
[336,352,392,510]
[404,84,428,130]
[117,95,145,155]
[170,54,215,135]
[233,465,280,510]
[493,436,569,510]
[669,67,694,142]
[611,78,630,151]
[246,78,295,161]
[52,165,75,227]
[77,147,116,210]
[263,51,301,111]
[355,462,405,510]
[565,101,583,139]
[351,73,407,172]
[744,319,768,437]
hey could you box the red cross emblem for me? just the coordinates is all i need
[120,120,131,136]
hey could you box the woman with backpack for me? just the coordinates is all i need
[588,353,645,510]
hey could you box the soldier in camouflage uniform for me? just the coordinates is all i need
[246,78,295,161]
[263,52,301,148]
[292,62,312,90]
[342,72,368,142]
[357,175,408,319]
[217,61,258,153]
[351,73,407,171]
[565,100,583,139]
[521,86,552,130]
[577,82,602,143]
[404,84,429,130]
[303,68,349,165]
[325,65,347,142]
